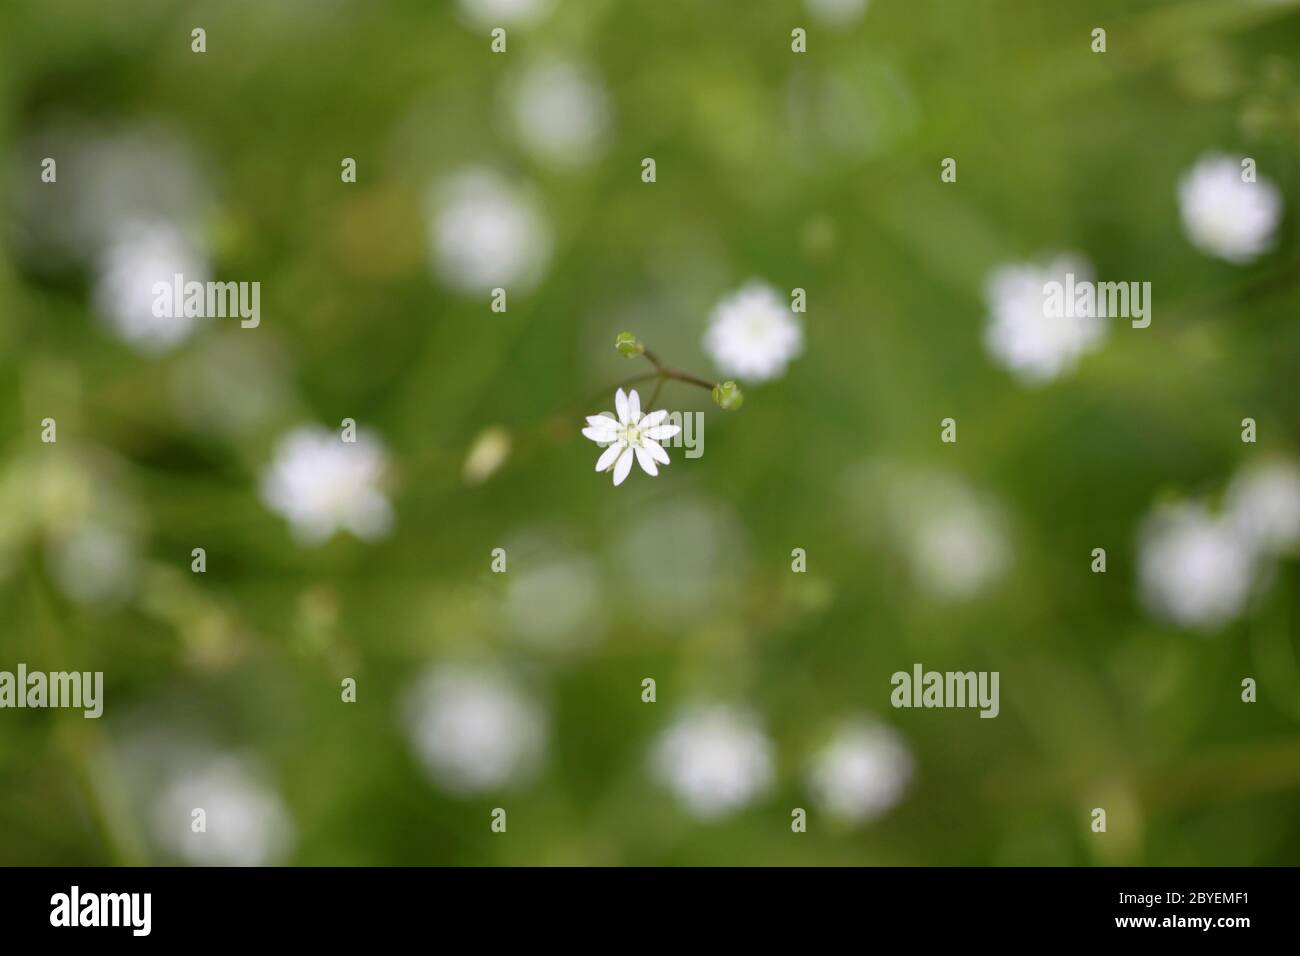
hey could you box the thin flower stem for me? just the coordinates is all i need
[660,367,718,390]
[640,348,718,392]
[567,340,719,425]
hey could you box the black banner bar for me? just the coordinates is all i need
[0,866,1281,942]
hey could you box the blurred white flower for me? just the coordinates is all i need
[1225,460,1300,555]
[429,168,552,295]
[456,0,552,28]
[583,388,680,486]
[509,59,610,169]
[892,471,1010,601]
[983,254,1104,385]
[805,0,869,28]
[259,426,392,545]
[45,521,137,607]
[76,129,211,252]
[16,126,216,355]
[504,553,604,649]
[1178,153,1282,264]
[808,719,912,823]
[651,705,774,819]
[16,123,210,263]
[93,220,209,353]
[703,281,804,383]
[151,753,294,866]
[402,665,546,793]
[613,497,746,625]
[1138,501,1255,630]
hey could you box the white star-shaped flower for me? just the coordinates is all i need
[582,388,680,486]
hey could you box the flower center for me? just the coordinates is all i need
[624,424,641,446]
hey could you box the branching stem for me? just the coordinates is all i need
[639,348,718,392]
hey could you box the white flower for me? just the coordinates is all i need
[841,462,1011,601]
[1178,153,1282,264]
[456,0,552,28]
[895,471,1009,601]
[45,521,137,607]
[1225,460,1300,555]
[259,426,392,545]
[93,219,209,353]
[583,388,680,486]
[504,553,604,650]
[703,281,804,383]
[1138,501,1255,630]
[983,254,1104,384]
[651,705,774,819]
[910,509,1007,600]
[808,719,912,823]
[402,665,546,794]
[509,59,610,169]
[17,124,211,263]
[614,498,747,625]
[804,0,869,27]
[151,753,294,867]
[429,168,551,295]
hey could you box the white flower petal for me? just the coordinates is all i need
[615,388,629,424]
[634,443,659,477]
[644,424,680,441]
[595,441,625,471]
[644,438,670,465]
[582,426,617,443]
[638,410,668,429]
[586,414,618,430]
[627,389,641,423]
[612,447,634,485]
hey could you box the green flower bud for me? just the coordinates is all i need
[712,380,744,410]
[615,332,644,357]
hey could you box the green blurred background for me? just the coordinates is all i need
[2,0,1299,865]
